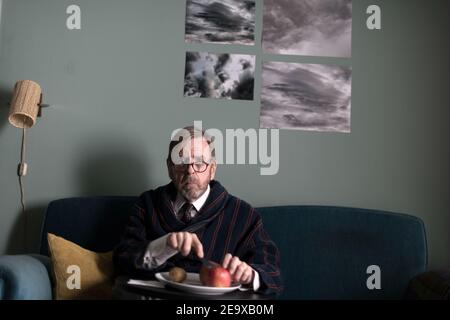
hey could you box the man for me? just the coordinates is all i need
[113,126,283,295]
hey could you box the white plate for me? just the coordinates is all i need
[155,272,241,295]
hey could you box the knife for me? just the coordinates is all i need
[189,253,219,267]
[199,257,219,267]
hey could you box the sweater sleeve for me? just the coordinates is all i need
[113,199,167,278]
[239,215,284,296]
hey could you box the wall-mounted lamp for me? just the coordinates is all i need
[8,80,49,251]
[8,80,48,128]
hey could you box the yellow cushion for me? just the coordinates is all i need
[47,233,114,300]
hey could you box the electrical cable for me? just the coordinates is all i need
[18,127,27,251]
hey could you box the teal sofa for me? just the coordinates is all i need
[0,197,428,299]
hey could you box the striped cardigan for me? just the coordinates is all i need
[113,180,283,295]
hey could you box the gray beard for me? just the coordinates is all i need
[180,184,207,202]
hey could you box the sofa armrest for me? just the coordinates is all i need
[0,254,53,300]
[406,270,450,300]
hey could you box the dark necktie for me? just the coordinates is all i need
[180,202,194,224]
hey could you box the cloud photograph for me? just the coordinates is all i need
[184,52,255,100]
[185,0,255,45]
[260,62,352,133]
[262,0,352,57]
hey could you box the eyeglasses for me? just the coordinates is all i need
[172,161,210,173]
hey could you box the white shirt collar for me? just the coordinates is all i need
[174,184,210,213]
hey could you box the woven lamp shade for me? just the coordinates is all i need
[8,80,42,129]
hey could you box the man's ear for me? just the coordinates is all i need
[209,161,217,180]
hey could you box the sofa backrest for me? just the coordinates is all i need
[258,206,427,300]
[40,197,135,257]
[40,197,427,299]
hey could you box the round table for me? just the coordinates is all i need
[113,276,275,300]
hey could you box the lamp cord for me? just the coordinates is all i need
[19,127,27,252]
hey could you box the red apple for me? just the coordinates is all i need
[200,264,231,287]
[209,266,231,287]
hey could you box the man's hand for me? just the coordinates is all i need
[167,232,204,258]
[222,253,254,285]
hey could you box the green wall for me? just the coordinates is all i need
[0,0,449,269]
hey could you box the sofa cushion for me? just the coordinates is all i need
[47,233,114,300]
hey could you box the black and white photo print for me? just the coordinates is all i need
[185,0,255,45]
[263,0,352,57]
[184,52,256,100]
[260,62,352,133]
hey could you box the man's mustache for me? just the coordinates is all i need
[182,177,198,184]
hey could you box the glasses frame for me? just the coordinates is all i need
[170,160,210,173]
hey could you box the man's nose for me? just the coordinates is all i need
[186,164,195,175]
